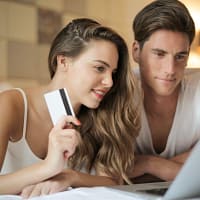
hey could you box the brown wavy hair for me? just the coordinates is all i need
[48,18,141,183]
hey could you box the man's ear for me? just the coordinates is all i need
[57,55,71,71]
[132,41,140,63]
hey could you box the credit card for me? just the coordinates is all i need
[44,88,75,126]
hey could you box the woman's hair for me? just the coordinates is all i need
[48,18,140,183]
[133,0,195,48]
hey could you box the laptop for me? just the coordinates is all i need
[113,140,200,199]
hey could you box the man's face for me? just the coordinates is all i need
[132,30,190,97]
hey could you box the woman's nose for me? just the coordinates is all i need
[101,73,113,88]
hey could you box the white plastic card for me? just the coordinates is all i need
[44,88,75,126]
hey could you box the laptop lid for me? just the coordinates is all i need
[164,140,200,199]
[112,141,200,199]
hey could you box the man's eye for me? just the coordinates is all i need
[175,54,187,61]
[155,52,164,57]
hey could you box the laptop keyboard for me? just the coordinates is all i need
[144,188,168,196]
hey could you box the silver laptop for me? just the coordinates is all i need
[113,140,200,199]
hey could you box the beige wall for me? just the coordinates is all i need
[0,0,199,88]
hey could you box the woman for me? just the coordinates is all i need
[0,18,140,196]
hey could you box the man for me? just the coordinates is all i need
[131,0,200,182]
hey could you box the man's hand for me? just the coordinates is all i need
[130,152,191,182]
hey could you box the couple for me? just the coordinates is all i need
[1,0,200,198]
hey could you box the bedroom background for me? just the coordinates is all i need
[0,0,199,89]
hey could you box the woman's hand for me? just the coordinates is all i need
[44,115,81,175]
[21,170,77,198]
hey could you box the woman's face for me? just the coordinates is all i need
[64,40,119,112]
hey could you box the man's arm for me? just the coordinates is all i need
[170,150,191,163]
[131,151,191,182]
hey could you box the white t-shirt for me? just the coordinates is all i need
[135,69,200,158]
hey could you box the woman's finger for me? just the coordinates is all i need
[21,185,35,199]
[54,115,81,130]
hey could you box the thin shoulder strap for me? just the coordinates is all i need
[13,88,28,139]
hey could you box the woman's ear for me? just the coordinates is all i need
[132,41,140,63]
[57,55,70,71]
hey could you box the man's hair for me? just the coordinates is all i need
[132,0,195,48]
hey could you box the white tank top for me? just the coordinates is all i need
[1,88,97,175]
[1,88,41,174]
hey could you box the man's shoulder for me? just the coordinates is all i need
[182,69,200,101]
[185,68,200,76]
[132,66,141,79]
[184,68,200,85]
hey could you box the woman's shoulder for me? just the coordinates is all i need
[0,89,26,133]
[0,88,25,108]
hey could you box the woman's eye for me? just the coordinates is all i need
[112,69,117,75]
[96,66,105,72]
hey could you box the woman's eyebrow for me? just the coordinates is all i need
[93,60,110,67]
[92,60,117,71]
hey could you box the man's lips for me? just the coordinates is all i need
[155,77,176,82]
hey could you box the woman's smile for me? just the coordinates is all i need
[92,88,108,100]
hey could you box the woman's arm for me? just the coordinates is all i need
[21,169,119,198]
[0,161,56,194]
[0,114,80,194]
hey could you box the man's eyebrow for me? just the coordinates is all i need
[176,51,189,55]
[151,48,167,53]
[151,49,189,55]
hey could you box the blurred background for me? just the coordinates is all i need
[0,0,200,89]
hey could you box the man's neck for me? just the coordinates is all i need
[143,86,180,118]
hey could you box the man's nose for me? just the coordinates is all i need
[165,57,176,75]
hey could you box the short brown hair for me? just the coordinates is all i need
[133,0,195,48]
